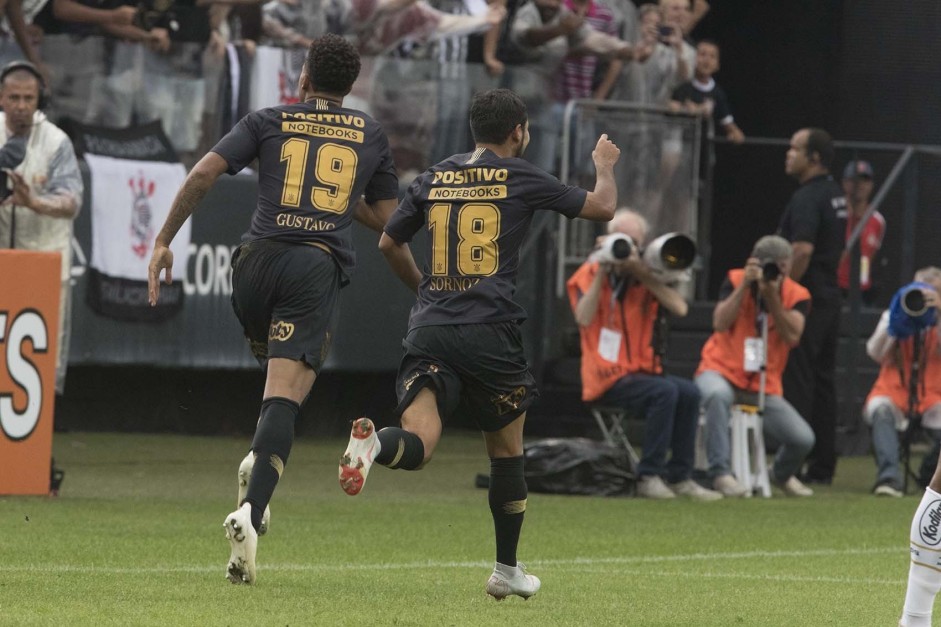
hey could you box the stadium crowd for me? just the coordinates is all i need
[0,0,722,167]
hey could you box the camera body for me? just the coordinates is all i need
[590,233,635,264]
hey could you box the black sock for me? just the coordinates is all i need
[489,455,527,567]
[243,397,298,531]
[375,427,425,469]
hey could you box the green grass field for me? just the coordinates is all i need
[0,431,924,626]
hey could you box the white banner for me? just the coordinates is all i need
[250,45,304,112]
[86,154,190,281]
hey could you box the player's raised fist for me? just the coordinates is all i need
[592,134,621,168]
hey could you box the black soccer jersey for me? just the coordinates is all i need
[211,99,399,276]
[384,148,587,328]
[778,174,846,301]
[671,79,733,127]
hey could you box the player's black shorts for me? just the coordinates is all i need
[230,239,339,373]
[394,321,538,432]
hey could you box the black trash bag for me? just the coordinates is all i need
[523,438,635,497]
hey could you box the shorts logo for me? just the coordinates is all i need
[492,386,526,416]
[403,363,439,391]
[268,321,295,342]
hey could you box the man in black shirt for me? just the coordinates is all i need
[777,127,846,485]
[147,34,399,585]
[338,88,619,600]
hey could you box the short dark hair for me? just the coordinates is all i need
[469,89,528,145]
[304,34,361,97]
[697,39,720,54]
[804,127,834,170]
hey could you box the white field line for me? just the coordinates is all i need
[0,546,904,576]
[567,568,907,586]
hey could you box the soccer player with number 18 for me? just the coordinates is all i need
[338,88,621,599]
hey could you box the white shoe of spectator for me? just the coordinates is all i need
[777,475,814,497]
[637,475,676,499]
[669,479,723,501]
[713,474,749,498]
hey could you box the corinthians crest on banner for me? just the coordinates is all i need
[85,153,189,321]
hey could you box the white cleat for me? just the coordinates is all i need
[237,451,270,535]
[486,562,541,600]
[224,503,258,585]
[339,417,378,496]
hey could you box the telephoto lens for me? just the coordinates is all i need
[901,287,928,317]
[762,262,781,281]
[609,237,632,260]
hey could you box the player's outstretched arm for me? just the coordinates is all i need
[353,197,399,232]
[148,152,228,306]
[378,232,422,294]
[578,134,619,222]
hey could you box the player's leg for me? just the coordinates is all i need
[225,243,336,584]
[901,476,941,626]
[482,413,539,600]
[339,387,440,495]
[901,407,941,625]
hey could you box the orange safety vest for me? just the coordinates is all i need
[567,261,662,402]
[696,269,810,396]
[867,326,941,414]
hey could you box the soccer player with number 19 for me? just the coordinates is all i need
[338,88,620,599]
[147,34,399,585]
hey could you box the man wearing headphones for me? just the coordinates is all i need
[0,60,84,395]
[777,127,845,485]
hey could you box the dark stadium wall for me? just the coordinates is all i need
[691,0,845,296]
[698,0,941,298]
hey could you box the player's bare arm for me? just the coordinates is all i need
[353,197,399,232]
[789,240,814,281]
[579,134,619,222]
[378,231,421,294]
[148,152,228,306]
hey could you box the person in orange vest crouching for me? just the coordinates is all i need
[694,235,815,498]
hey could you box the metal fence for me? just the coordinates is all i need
[555,100,703,298]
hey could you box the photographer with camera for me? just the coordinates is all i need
[863,267,941,500]
[566,208,720,500]
[892,271,941,627]
[695,235,815,497]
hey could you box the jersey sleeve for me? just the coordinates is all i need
[364,129,399,203]
[211,112,261,175]
[517,160,587,218]
[383,176,426,243]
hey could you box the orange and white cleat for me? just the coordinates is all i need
[339,417,379,496]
